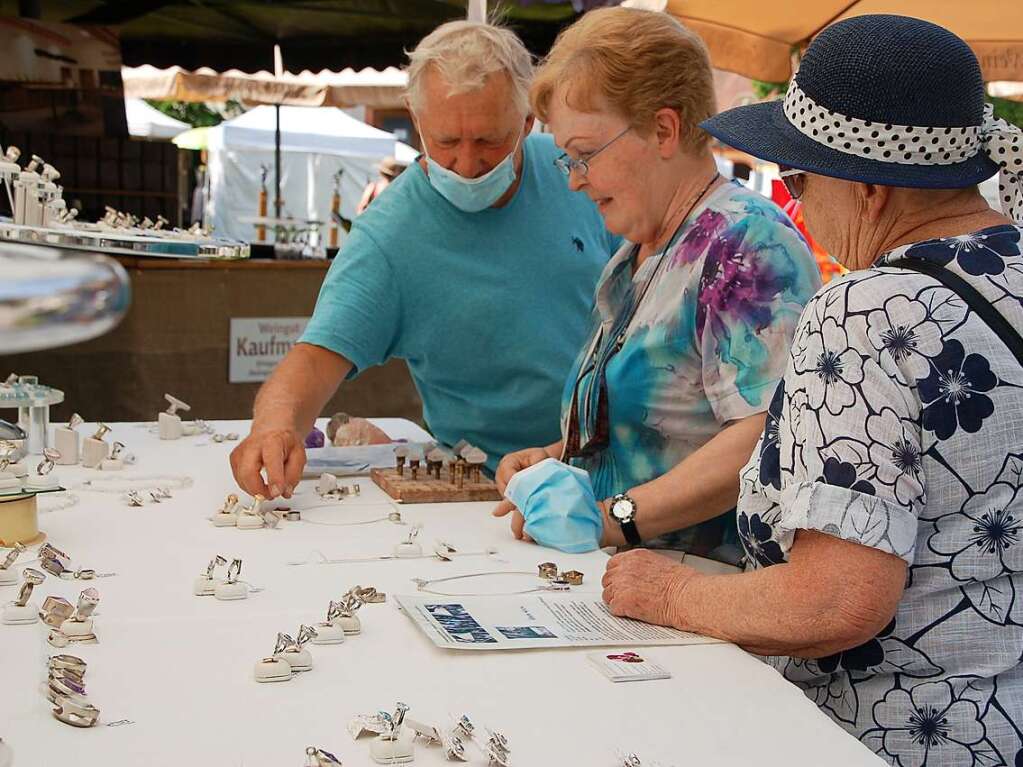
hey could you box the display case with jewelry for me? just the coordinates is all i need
[2,566,45,624]
[0,375,64,455]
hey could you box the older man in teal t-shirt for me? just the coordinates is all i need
[229,21,617,499]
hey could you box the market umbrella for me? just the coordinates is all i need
[661,0,1023,82]
[172,126,210,150]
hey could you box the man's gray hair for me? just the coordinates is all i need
[406,20,534,116]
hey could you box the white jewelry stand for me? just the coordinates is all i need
[274,648,313,672]
[7,461,26,478]
[0,568,18,586]
[24,473,60,490]
[310,622,346,644]
[394,542,423,558]
[253,657,292,683]
[370,731,415,765]
[213,581,248,600]
[53,427,79,465]
[236,514,264,529]
[211,511,238,527]
[2,601,39,625]
[59,617,94,637]
[158,411,184,440]
[334,615,361,635]
[0,473,20,495]
[193,576,221,596]
[100,458,124,471]
[81,437,108,468]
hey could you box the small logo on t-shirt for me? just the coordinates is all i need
[572,236,585,253]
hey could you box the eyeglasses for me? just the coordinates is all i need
[779,166,807,200]
[554,126,631,178]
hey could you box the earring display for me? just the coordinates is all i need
[53,413,82,465]
[0,541,25,585]
[2,566,45,624]
[370,443,502,504]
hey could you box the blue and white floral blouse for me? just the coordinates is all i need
[737,225,1023,767]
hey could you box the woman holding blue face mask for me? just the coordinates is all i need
[493,8,821,561]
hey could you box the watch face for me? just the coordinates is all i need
[611,498,633,522]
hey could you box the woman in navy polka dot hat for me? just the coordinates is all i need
[605,14,1023,767]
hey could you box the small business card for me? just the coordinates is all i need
[587,651,672,682]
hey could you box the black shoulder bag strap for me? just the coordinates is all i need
[888,257,1023,368]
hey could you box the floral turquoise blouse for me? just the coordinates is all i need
[560,180,821,560]
[737,225,1023,766]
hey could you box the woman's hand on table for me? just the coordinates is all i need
[602,549,700,628]
[229,427,306,500]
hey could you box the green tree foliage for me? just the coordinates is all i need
[144,99,243,128]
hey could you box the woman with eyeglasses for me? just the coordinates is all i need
[492,7,820,562]
[601,14,1023,764]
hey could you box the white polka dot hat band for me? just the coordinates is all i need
[782,78,1023,221]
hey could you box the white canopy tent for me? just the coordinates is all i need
[206,105,415,244]
[124,98,190,140]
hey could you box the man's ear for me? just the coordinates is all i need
[858,182,891,223]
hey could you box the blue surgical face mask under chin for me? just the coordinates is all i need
[422,136,521,213]
[503,458,603,553]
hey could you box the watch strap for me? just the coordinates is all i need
[620,517,641,546]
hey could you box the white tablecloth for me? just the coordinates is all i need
[0,419,884,767]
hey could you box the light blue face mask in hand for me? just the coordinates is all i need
[503,458,603,553]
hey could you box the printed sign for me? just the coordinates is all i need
[229,317,308,383]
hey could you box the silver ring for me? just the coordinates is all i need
[37,447,60,476]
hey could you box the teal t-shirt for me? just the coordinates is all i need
[300,134,619,471]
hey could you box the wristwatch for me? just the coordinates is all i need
[608,493,641,546]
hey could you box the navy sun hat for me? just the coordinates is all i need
[700,14,1023,217]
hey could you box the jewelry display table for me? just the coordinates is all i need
[0,419,884,766]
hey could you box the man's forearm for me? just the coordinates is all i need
[252,343,351,434]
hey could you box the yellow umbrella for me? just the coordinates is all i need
[663,0,1023,82]
[172,126,210,150]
